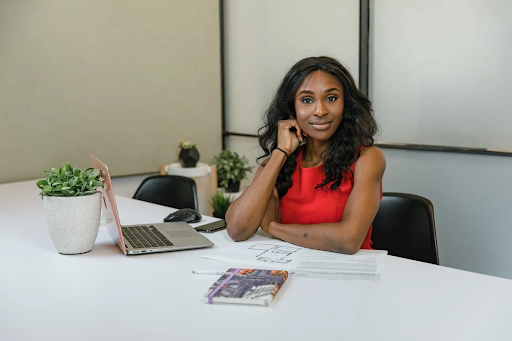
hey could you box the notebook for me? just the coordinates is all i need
[202,268,288,306]
[91,154,213,255]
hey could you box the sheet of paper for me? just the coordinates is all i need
[200,236,387,281]
[291,249,386,281]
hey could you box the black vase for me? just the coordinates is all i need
[226,180,240,193]
[179,147,200,168]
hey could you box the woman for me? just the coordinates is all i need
[225,56,385,254]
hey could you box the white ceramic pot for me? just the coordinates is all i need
[42,192,102,254]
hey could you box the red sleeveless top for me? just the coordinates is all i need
[279,148,373,249]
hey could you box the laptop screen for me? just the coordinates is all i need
[91,154,127,254]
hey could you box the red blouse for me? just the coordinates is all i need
[279,148,374,249]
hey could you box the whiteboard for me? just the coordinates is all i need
[370,0,512,151]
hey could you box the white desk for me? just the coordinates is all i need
[1,181,512,341]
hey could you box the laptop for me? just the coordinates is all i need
[91,154,214,255]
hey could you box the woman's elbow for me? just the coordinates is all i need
[340,244,359,255]
[226,223,252,242]
[328,236,360,255]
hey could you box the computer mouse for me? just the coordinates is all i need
[163,208,202,223]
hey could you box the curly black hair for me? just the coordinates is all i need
[258,56,378,198]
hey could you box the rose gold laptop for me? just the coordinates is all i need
[91,154,213,255]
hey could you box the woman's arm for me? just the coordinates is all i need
[263,146,386,254]
[225,150,286,241]
[225,119,304,241]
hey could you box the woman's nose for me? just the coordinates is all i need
[314,102,327,117]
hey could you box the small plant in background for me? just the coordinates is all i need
[179,140,196,150]
[36,162,103,197]
[213,150,253,192]
[210,191,234,220]
[178,139,200,168]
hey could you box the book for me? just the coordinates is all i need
[202,268,288,306]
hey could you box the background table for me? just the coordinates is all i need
[1,181,511,341]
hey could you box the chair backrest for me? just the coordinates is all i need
[133,175,198,210]
[372,192,439,265]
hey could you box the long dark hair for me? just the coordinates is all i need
[258,56,378,198]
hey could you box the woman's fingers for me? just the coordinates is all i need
[295,125,303,142]
[276,119,302,155]
[284,119,302,142]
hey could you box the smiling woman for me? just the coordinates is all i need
[225,56,386,254]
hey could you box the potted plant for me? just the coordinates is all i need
[210,190,234,220]
[213,150,253,192]
[178,140,200,168]
[36,162,103,255]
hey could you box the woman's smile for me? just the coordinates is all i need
[310,121,332,130]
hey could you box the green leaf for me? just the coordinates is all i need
[91,180,103,187]
[36,179,48,188]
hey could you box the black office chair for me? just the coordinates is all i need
[371,192,439,265]
[133,175,199,210]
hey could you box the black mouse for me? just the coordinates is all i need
[163,208,202,223]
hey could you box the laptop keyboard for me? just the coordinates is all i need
[122,225,174,249]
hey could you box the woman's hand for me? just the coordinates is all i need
[277,119,303,156]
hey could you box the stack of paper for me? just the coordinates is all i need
[200,237,387,281]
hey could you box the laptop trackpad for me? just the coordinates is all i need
[166,229,200,239]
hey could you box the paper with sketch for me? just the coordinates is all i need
[200,236,387,281]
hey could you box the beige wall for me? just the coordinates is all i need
[0,0,222,183]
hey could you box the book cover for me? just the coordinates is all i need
[202,268,288,306]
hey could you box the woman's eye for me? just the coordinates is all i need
[302,98,313,104]
[326,95,337,102]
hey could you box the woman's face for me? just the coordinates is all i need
[294,70,344,141]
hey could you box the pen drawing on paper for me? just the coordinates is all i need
[248,243,301,264]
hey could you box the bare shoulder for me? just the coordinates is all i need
[360,146,385,163]
[354,146,386,179]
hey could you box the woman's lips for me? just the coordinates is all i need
[310,122,331,130]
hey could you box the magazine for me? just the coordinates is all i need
[202,268,288,306]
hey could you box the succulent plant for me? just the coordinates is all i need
[36,162,103,197]
[179,140,196,150]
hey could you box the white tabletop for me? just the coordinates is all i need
[1,180,511,341]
